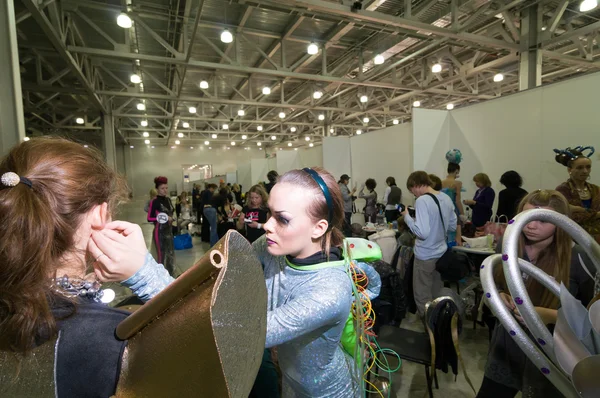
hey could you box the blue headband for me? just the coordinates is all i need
[302,168,333,226]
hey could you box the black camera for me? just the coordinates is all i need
[397,204,415,217]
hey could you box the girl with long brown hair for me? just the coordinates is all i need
[236,184,269,243]
[478,190,595,398]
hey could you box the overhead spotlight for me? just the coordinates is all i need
[151,146,155,148]
[144,139,150,144]
[257,125,263,131]
[199,80,209,89]
[290,126,297,132]
[363,117,369,124]
[493,73,504,82]
[580,0,598,12]
[178,132,184,138]
[204,141,209,145]
[392,119,399,125]
[413,100,421,107]
[446,103,454,110]
[431,63,442,73]
[137,103,146,111]
[83,145,89,148]
[129,145,134,148]
[318,114,325,121]
[262,86,271,95]
[294,148,298,151]
[117,13,132,28]
[221,29,233,43]
[307,42,319,55]
[130,74,141,84]
[222,124,229,130]
[231,141,236,146]
[142,132,149,137]
[75,117,85,124]
[209,147,212,149]
[182,122,190,128]
[279,148,282,151]
[329,128,335,133]
[257,142,262,146]
[171,146,176,149]
[175,140,181,145]
[360,95,368,103]
[279,111,286,119]
[305,136,311,141]
[189,106,197,114]
[356,129,362,135]
[313,90,323,99]
[238,109,245,117]
[141,120,148,127]
[288,142,293,147]
[190,146,194,149]
[309,143,314,147]
[24,137,31,141]
[271,135,277,140]
[373,54,384,65]
[241,134,247,139]
[541,26,547,31]
[212,133,218,139]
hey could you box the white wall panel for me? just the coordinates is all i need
[323,136,351,182]
[412,108,450,176]
[276,150,301,174]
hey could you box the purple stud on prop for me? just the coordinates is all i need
[502,254,509,261]
[515,297,523,305]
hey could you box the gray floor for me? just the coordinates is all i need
[114,200,492,397]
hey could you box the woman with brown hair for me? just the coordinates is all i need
[477,190,595,397]
[464,172,495,228]
[236,184,269,243]
[0,137,139,396]
[147,176,175,275]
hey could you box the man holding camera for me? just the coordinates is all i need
[401,171,457,316]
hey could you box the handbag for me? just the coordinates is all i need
[174,232,193,250]
[482,214,508,243]
[425,194,469,281]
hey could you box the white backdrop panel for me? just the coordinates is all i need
[323,137,352,182]
[251,158,269,186]
[277,150,301,174]
[412,108,450,176]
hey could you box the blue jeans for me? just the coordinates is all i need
[203,207,218,246]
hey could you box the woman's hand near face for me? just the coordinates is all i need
[88,221,148,282]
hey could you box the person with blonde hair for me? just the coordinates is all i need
[478,189,594,397]
[464,172,495,227]
[144,188,157,213]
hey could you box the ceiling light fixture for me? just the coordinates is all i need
[199,80,209,89]
[279,112,286,119]
[190,147,194,149]
[262,86,271,95]
[175,140,180,145]
[360,95,368,103]
[432,63,442,73]
[188,106,197,113]
[129,145,134,148]
[144,139,150,144]
[137,103,146,111]
[318,114,325,121]
[373,54,384,65]
[221,29,233,43]
[142,132,149,137]
[290,126,297,132]
[231,141,236,146]
[141,120,148,127]
[271,135,277,140]
[329,128,334,133]
[493,73,504,82]
[117,13,132,28]
[313,90,323,99]
[413,100,421,107]
[241,134,247,139]
[288,142,293,147]
[75,117,85,125]
[580,0,598,12]
[446,103,454,110]
[356,129,362,135]
[307,42,319,55]
[212,134,218,139]
[130,74,141,84]
[257,142,262,146]
[178,132,184,138]
[309,143,314,147]
[393,119,399,125]
[238,109,245,117]
[204,141,209,145]
[171,146,176,149]
[24,137,30,141]
[363,117,369,123]
[305,136,311,141]
[151,146,155,148]
[182,122,190,128]
[222,124,229,130]
[257,125,263,131]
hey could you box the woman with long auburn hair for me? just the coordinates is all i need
[93,167,382,397]
[477,190,595,398]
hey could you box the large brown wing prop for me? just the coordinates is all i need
[115,230,267,398]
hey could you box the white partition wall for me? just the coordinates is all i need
[323,136,352,182]
[412,108,450,177]
[237,162,251,191]
[299,146,323,168]
[351,123,413,204]
[251,158,269,186]
[277,150,301,173]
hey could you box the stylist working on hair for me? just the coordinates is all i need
[554,146,600,243]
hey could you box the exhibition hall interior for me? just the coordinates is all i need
[1,0,600,397]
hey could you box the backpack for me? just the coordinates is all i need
[370,260,407,329]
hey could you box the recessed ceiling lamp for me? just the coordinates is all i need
[24,137,30,141]
[175,140,180,145]
[279,112,286,119]
[204,141,209,145]
[307,42,319,55]
[84,145,89,148]
[129,145,134,148]
[493,73,504,82]
[141,120,148,127]
[130,74,141,84]
[446,103,454,110]
[151,146,155,148]
[329,128,335,133]
[241,134,247,139]
[171,146,176,149]
[356,129,362,135]
[212,134,218,139]
[231,141,236,146]
[262,86,271,95]
[75,117,85,125]
[290,126,297,133]
[257,125,263,131]
[189,106,197,113]
[580,0,598,12]
[144,139,150,144]
[305,136,311,141]
[288,142,292,147]
[313,90,323,99]
[221,29,233,43]
[257,142,262,146]
[117,13,132,28]
[271,135,277,140]
[363,117,370,124]
[190,147,194,149]
[318,114,325,121]
[137,103,146,111]
[294,148,298,151]
[142,132,149,137]
[309,143,314,147]
[182,122,190,128]
[373,54,384,65]
[178,132,184,138]
[199,80,209,89]
[222,124,229,130]
[360,95,368,103]
[413,100,421,107]
[393,119,399,125]
[431,63,442,73]
[238,109,245,117]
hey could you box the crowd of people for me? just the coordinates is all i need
[1,137,599,398]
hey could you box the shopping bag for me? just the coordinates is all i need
[174,232,193,250]
[482,215,508,243]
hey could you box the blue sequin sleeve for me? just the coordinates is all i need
[354,261,381,300]
[120,252,174,302]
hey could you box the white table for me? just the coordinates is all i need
[452,246,495,255]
